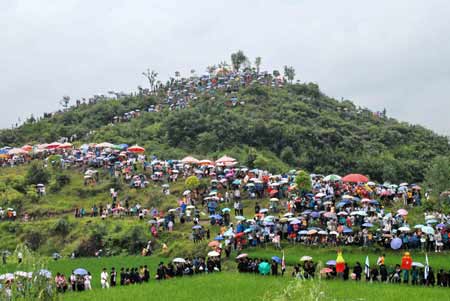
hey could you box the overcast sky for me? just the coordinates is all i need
[1,0,450,135]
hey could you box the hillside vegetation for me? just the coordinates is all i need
[1,81,448,183]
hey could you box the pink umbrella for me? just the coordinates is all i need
[397,209,408,216]
[236,253,248,259]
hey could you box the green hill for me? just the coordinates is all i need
[1,80,448,183]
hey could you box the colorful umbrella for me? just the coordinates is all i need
[342,174,368,183]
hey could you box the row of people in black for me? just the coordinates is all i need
[156,257,222,280]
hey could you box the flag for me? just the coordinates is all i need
[281,251,286,271]
[365,256,370,279]
[424,253,429,280]
[336,251,345,273]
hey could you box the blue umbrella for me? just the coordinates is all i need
[73,268,88,276]
[326,260,336,266]
[298,230,308,235]
[192,225,202,229]
[210,215,222,219]
[369,200,379,205]
[310,211,320,218]
[302,210,312,215]
[222,208,231,213]
[272,256,281,263]
[343,227,353,233]
[214,236,224,241]
[390,238,402,250]
[362,223,374,227]
[39,269,52,278]
[232,179,241,185]
[244,228,253,233]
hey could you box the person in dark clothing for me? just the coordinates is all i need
[353,262,362,280]
[271,261,278,276]
[157,262,167,280]
[119,268,125,285]
[343,263,349,281]
[371,266,379,282]
[110,267,117,287]
[411,266,419,285]
[144,265,150,282]
[427,267,435,286]
[380,265,388,282]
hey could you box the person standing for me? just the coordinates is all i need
[110,267,117,287]
[17,251,23,264]
[70,272,77,291]
[144,265,150,282]
[101,268,109,289]
[119,268,125,286]
[84,272,92,290]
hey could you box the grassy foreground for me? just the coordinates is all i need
[58,272,447,301]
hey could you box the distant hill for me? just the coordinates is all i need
[1,78,448,183]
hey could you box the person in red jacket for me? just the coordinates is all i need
[401,252,412,283]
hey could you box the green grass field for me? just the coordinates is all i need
[57,272,448,301]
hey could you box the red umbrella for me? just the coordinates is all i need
[21,145,32,152]
[342,174,368,183]
[128,145,145,153]
[46,142,61,149]
[269,190,279,197]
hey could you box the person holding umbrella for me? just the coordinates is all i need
[271,259,278,276]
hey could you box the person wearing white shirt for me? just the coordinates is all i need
[101,269,109,288]
[84,272,92,290]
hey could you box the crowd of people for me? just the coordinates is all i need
[237,252,450,287]
[0,141,449,254]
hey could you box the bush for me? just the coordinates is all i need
[185,176,200,191]
[55,173,71,187]
[25,162,50,185]
[53,218,70,236]
[23,230,43,251]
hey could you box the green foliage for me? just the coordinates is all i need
[230,50,248,71]
[280,146,296,166]
[295,170,311,193]
[53,218,70,237]
[424,155,450,197]
[26,162,50,185]
[185,176,200,191]
[0,80,448,184]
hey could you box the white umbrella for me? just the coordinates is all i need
[398,226,411,232]
[208,251,220,257]
[173,258,186,263]
[300,256,312,261]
